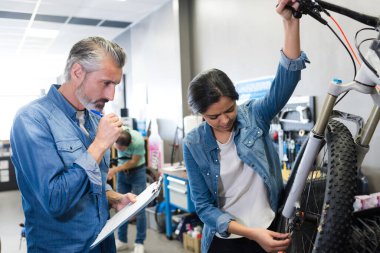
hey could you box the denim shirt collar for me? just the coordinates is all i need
[203,106,249,152]
[47,84,97,146]
[235,103,252,131]
[203,123,218,152]
[48,84,77,121]
[203,105,250,151]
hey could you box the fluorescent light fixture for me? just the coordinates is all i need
[17,0,42,54]
[26,28,59,38]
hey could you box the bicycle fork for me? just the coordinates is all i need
[356,105,380,166]
[282,78,379,219]
[282,82,341,219]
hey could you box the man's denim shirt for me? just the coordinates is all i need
[10,85,115,253]
[183,51,309,253]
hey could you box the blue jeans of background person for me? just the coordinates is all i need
[116,165,147,244]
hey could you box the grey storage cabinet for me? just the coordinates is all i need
[0,142,18,191]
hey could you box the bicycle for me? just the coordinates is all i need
[276,1,380,252]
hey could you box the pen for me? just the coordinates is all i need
[90,109,103,117]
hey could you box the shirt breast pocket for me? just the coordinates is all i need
[56,139,84,168]
[242,127,263,148]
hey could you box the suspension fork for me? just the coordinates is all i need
[282,92,337,218]
[282,78,377,218]
[356,105,380,167]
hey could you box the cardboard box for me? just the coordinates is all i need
[183,233,201,253]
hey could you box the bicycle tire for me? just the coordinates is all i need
[278,119,357,253]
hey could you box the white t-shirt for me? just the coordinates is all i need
[216,131,274,239]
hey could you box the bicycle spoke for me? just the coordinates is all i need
[303,232,314,252]
[310,176,322,212]
[301,233,306,253]
[292,224,316,252]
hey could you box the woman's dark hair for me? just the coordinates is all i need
[116,129,132,147]
[187,68,239,114]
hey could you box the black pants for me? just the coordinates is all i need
[208,236,266,253]
[208,215,279,253]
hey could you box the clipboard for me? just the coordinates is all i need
[90,177,163,249]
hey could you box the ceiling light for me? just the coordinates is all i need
[17,0,42,54]
[26,28,59,38]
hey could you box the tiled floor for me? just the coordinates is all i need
[0,190,186,253]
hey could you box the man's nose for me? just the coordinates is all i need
[104,85,115,101]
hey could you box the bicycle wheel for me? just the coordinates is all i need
[278,119,357,253]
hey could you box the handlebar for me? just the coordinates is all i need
[293,0,380,29]
[292,0,380,83]
[317,0,380,28]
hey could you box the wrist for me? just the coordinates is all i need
[112,167,119,174]
[106,190,122,204]
[88,141,106,164]
[228,221,252,238]
[92,138,108,152]
[249,227,260,241]
[283,18,299,32]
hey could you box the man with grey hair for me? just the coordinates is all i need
[11,37,134,253]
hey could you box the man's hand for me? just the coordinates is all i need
[249,228,291,253]
[88,113,123,163]
[107,167,116,180]
[95,113,123,150]
[107,191,137,211]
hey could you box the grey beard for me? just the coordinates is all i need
[75,86,95,111]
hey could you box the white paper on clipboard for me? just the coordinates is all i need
[90,177,163,249]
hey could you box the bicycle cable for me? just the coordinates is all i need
[325,23,357,79]
[323,15,356,105]
[306,6,360,106]
[335,91,349,106]
[328,14,361,66]
[334,28,378,105]
[293,1,380,106]
[355,27,379,78]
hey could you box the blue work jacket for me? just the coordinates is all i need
[183,51,309,253]
[10,85,115,253]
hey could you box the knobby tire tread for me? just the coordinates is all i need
[313,120,357,252]
[279,119,357,253]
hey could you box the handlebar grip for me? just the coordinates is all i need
[283,5,303,19]
[317,0,380,28]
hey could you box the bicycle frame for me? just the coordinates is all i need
[282,2,380,219]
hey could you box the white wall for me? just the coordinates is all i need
[189,0,380,190]
[0,55,66,140]
[114,1,184,163]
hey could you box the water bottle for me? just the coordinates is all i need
[148,119,164,170]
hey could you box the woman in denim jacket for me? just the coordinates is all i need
[183,1,309,252]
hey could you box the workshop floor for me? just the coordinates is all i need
[0,190,186,253]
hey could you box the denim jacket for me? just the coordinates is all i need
[183,51,309,253]
[10,85,115,253]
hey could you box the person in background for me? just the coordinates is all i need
[183,0,309,252]
[10,36,136,253]
[108,127,147,253]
